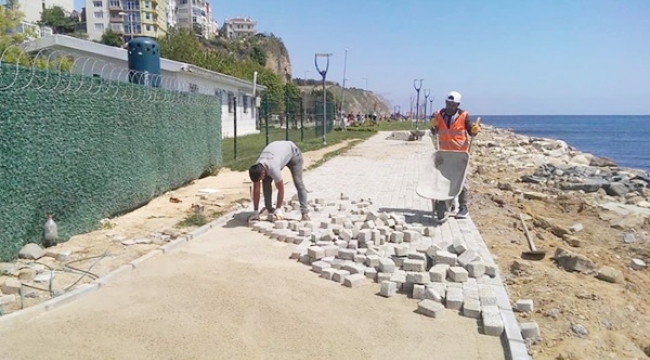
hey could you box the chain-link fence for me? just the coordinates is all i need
[0,46,222,261]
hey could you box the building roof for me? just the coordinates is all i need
[23,35,266,92]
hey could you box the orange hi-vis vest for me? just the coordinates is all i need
[433,110,469,151]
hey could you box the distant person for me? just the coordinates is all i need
[248,140,310,222]
[430,91,481,219]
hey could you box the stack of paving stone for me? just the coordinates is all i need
[249,193,505,337]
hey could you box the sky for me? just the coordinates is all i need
[73,0,650,115]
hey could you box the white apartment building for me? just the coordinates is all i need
[174,0,210,38]
[166,0,176,28]
[85,0,169,43]
[221,17,256,39]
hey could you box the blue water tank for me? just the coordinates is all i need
[127,37,161,87]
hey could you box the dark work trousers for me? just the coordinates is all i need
[262,148,309,215]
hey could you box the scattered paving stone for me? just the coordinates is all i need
[515,299,534,312]
[249,197,511,337]
[520,322,541,340]
[630,258,647,270]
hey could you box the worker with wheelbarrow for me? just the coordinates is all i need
[429,91,481,219]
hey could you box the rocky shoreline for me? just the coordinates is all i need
[469,124,650,359]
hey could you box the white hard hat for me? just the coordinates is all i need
[446,91,462,104]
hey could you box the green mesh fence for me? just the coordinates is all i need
[0,65,222,261]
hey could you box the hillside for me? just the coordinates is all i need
[296,82,391,116]
[203,34,292,84]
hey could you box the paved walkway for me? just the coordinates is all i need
[0,132,515,360]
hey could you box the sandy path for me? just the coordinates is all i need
[1,222,505,360]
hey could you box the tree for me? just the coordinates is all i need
[0,5,72,70]
[100,29,122,47]
[4,0,20,10]
[39,6,78,34]
[252,45,266,66]
[284,82,301,114]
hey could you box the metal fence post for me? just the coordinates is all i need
[233,95,238,160]
[264,100,270,146]
[300,95,305,142]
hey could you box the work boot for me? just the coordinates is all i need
[455,206,469,219]
[301,213,311,221]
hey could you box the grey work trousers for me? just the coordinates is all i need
[458,176,469,208]
[262,149,309,214]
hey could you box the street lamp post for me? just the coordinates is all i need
[423,89,430,122]
[315,52,333,145]
[413,79,423,129]
[340,48,348,128]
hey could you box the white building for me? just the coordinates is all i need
[174,0,209,38]
[24,35,265,138]
[19,0,75,23]
[166,0,176,28]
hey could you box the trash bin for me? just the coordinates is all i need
[127,37,161,87]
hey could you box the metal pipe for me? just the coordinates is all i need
[413,79,423,129]
[315,53,332,145]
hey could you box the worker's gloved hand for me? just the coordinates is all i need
[430,127,437,135]
[271,208,284,221]
[471,122,481,135]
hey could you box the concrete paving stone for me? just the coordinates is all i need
[379,280,397,297]
[298,228,312,237]
[426,244,442,258]
[342,263,365,275]
[445,287,464,310]
[299,254,311,265]
[353,254,366,263]
[274,220,289,230]
[479,286,498,306]
[337,248,356,260]
[331,259,345,269]
[424,287,443,303]
[467,262,486,278]
[434,251,457,266]
[357,248,368,255]
[343,273,367,288]
[332,270,350,284]
[484,264,498,277]
[311,260,331,274]
[335,240,348,249]
[452,238,468,254]
[358,229,373,242]
[405,272,430,285]
[413,284,426,300]
[348,240,359,250]
[515,299,534,313]
[365,254,381,268]
[463,288,480,300]
[376,272,391,283]
[307,246,325,260]
[362,220,376,230]
[424,227,435,236]
[428,264,449,282]
[482,312,505,337]
[371,230,381,242]
[342,220,353,229]
[390,231,404,243]
[315,240,331,247]
[395,225,404,232]
[321,256,335,263]
[417,299,445,318]
[322,244,339,257]
[389,255,404,267]
[520,322,540,339]
[289,221,300,231]
[407,252,427,262]
[403,259,426,272]
[457,249,481,267]
[448,267,469,283]
[427,283,447,298]
[403,230,420,243]
[364,267,377,280]
[414,244,430,255]
[394,243,410,257]
[462,298,482,319]
[377,226,390,236]
[481,305,500,315]
[323,231,337,241]
[378,258,396,273]
[389,271,406,288]
[290,248,307,260]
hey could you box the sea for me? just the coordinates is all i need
[479,115,650,173]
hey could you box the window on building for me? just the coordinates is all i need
[242,95,248,113]
[94,23,105,31]
[94,11,103,19]
[93,1,103,7]
[109,0,120,7]
[146,25,151,31]
[145,13,151,20]
[144,1,150,8]
[189,83,199,94]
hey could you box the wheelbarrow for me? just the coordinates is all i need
[415,121,479,222]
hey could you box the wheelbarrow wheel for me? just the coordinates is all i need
[434,201,446,220]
